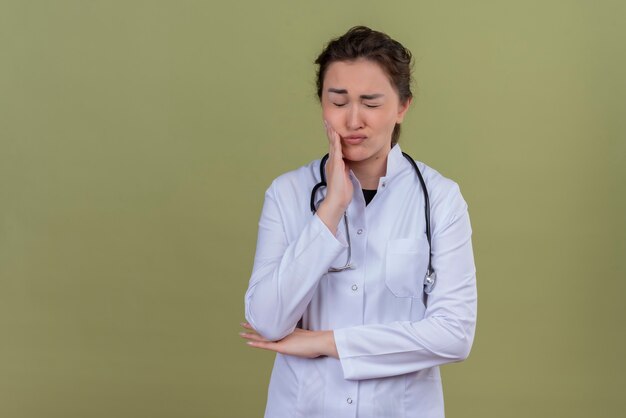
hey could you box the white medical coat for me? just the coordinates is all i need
[245,144,477,418]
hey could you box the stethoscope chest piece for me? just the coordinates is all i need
[424,270,436,294]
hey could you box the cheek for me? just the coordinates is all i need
[365,112,390,132]
[322,107,341,125]
[387,109,401,125]
[321,103,334,116]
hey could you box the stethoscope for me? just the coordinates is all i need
[310,151,436,294]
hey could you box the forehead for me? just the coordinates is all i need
[323,59,395,93]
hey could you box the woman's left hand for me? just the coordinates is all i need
[240,322,339,359]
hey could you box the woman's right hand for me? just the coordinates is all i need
[316,120,353,235]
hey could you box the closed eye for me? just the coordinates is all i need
[365,104,381,108]
[333,103,347,107]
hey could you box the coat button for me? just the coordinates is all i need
[357,228,363,235]
[346,397,353,404]
[351,284,358,291]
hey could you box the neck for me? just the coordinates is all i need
[348,145,391,189]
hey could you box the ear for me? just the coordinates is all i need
[396,97,412,124]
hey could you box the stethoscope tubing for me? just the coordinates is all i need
[310,152,434,277]
[310,153,330,213]
[400,152,434,278]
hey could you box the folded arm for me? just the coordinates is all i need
[334,199,477,380]
[244,184,346,341]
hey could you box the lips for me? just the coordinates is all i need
[341,135,367,145]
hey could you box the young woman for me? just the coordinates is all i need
[240,26,477,418]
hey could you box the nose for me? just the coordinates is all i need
[346,104,364,131]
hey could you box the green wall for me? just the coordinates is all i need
[1,1,624,417]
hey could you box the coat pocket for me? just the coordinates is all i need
[385,236,430,298]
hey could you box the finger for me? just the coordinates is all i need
[246,340,281,353]
[324,120,334,140]
[332,131,343,162]
[324,120,331,143]
[325,121,341,150]
[239,331,271,342]
[325,121,335,160]
[239,322,267,338]
[327,123,339,144]
[325,123,336,152]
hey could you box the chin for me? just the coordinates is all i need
[341,146,370,162]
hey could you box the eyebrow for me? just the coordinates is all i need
[327,88,384,100]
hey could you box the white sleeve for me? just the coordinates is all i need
[244,182,347,342]
[333,187,477,380]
